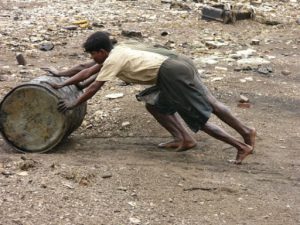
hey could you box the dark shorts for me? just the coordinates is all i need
[136,56,212,132]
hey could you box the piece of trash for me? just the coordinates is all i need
[105,93,124,99]
[201,4,255,24]
[202,5,235,24]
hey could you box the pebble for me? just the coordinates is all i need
[281,70,291,76]
[63,25,78,30]
[239,95,249,103]
[16,53,27,65]
[251,39,260,45]
[39,42,54,51]
[121,30,143,38]
[129,217,141,224]
[2,171,14,176]
[101,173,112,179]
[122,121,131,127]
[297,18,300,25]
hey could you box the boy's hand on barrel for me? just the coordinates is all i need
[41,67,60,76]
[42,81,64,89]
[57,99,75,112]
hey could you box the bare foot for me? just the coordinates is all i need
[158,140,181,149]
[175,141,197,152]
[158,140,197,151]
[235,144,253,165]
[244,128,256,153]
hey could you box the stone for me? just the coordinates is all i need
[251,39,260,45]
[129,217,141,224]
[257,65,273,75]
[237,57,270,69]
[194,56,220,66]
[63,25,78,30]
[170,2,191,11]
[205,40,227,49]
[101,173,112,179]
[233,49,257,59]
[92,22,104,28]
[122,121,130,127]
[161,31,169,36]
[161,0,172,4]
[16,53,27,65]
[239,95,249,103]
[121,30,143,38]
[39,42,54,51]
[281,70,291,76]
[297,18,300,25]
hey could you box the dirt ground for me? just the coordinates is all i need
[0,0,300,225]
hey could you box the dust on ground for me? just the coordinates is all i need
[0,0,300,224]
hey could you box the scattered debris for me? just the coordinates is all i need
[72,19,90,29]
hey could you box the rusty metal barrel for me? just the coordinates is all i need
[0,76,86,153]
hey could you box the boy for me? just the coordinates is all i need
[46,31,256,164]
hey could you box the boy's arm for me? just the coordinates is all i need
[57,80,105,112]
[77,74,98,90]
[41,61,97,77]
[46,64,102,89]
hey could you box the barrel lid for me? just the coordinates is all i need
[0,84,67,152]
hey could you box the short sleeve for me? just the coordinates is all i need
[96,48,127,81]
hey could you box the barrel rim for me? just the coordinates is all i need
[0,83,67,153]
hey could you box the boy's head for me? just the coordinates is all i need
[83,31,113,52]
[83,31,113,64]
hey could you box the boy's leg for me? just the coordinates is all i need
[202,122,252,164]
[146,104,196,151]
[206,92,256,149]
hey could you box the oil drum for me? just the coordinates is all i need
[0,76,86,153]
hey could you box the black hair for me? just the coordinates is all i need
[83,31,113,53]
